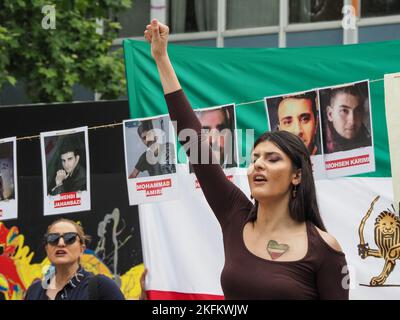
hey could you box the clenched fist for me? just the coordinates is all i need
[55,169,68,186]
[144,19,169,60]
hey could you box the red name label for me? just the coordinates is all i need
[195,175,234,189]
[54,192,81,208]
[136,178,172,197]
[325,154,370,170]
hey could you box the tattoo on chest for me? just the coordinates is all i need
[267,240,289,260]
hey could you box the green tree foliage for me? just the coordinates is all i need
[0,26,17,88]
[0,0,132,102]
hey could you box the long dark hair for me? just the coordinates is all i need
[249,131,326,231]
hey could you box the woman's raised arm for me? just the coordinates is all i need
[145,19,180,95]
[144,20,252,226]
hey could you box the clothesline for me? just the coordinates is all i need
[13,75,396,141]
[16,122,123,141]
[234,77,386,107]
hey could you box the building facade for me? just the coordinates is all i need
[2,0,400,105]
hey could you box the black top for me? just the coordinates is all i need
[134,143,176,177]
[165,89,349,300]
[24,267,125,300]
[324,123,372,154]
[50,163,87,195]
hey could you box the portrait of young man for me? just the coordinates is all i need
[319,81,372,154]
[189,105,237,173]
[0,141,15,201]
[46,133,87,195]
[265,91,322,156]
[127,118,176,179]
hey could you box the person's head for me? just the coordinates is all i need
[44,219,90,267]
[277,93,318,155]
[59,151,80,174]
[198,108,232,164]
[247,131,325,230]
[327,86,365,140]
[59,140,81,174]
[137,121,157,147]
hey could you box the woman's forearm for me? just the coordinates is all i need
[155,55,181,95]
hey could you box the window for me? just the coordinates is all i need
[117,0,150,37]
[226,0,279,29]
[168,0,217,33]
[359,24,400,42]
[289,0,343,23]
[287,29,343,47]
[361,0,400,18]
[224,35,279,48]
[172,39,217,46]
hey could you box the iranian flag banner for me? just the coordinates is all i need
[124,39,400,299]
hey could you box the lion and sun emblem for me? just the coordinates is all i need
[358,196,400,286]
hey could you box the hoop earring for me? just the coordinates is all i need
[292,184,298,198]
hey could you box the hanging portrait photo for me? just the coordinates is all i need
[0,137,18,220]
[123,115,179,205]
[318,80,375,178]
[189,103,238,174]
[40,127,91,215]
[265,90,326,179]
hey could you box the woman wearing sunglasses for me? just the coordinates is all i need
[24,218,125,300]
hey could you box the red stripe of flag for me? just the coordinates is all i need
[146,290,224,300]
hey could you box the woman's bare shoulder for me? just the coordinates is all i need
[314,226,343,253]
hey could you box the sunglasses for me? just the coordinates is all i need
[44,232,80,246]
